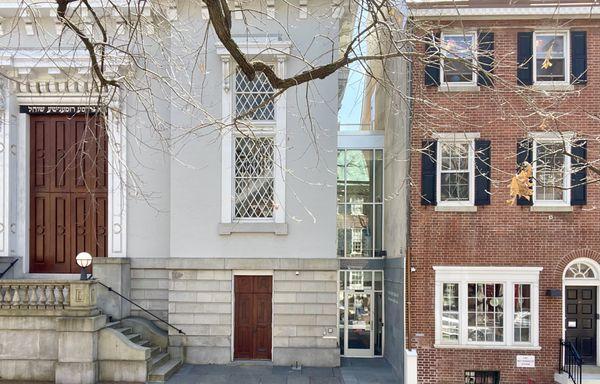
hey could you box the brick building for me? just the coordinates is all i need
[406,1,600,383]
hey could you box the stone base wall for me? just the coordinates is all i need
[130,259,169,325]
[150,258,341,367]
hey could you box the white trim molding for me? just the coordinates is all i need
[408,6,600,20]
[434,266,542,350]
[217,43,288,232]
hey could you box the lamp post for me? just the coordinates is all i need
[76,252,93,280]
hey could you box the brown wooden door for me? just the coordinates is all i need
[566,286,597,364]
[29,114,107,273]
[234,275,272,360]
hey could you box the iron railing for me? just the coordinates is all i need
[95,279,186,335]
[0,258,18,279]
[559,339,582,384]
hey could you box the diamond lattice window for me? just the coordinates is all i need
[235,69,275,121]
[234,136,275,219]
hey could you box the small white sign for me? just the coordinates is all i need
[516,355,535,368]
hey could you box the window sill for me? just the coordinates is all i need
[218,222,288,235]
[434,344,541,351]
[532,83,575,92]
[438,84,480,93]
[435,205,477,212]
[530,205,573,212]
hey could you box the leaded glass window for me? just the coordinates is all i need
[467,283,504,343]
[513,284,531,343]
[439,141,472,202]
[535,141,566,202]
[337,149,383,257]
[235,69,275,120]
[234,136,274,219]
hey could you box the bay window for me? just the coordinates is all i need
[435,266,541,348]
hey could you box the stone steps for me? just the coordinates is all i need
[148,357,183,383]
[108,319,182,383]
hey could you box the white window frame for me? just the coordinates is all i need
[434,266,542,349]
[439,31,478,87]
[533,30,570,85]
[217,42,290,226]
[531,132,573,207]
[435,134,477,207]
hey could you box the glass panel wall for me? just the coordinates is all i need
[337,149,384,257]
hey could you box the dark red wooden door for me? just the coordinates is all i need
[234,276,272,360]
[29,114,107,273]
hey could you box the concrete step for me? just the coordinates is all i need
[148,352,170,371]
[150,346,161,356]
[148,358,182,383]
[136,339,151,347]
[126,333,141,343]
[113,327,133,335]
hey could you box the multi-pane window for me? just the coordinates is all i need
[442,283,459,343]
[440,32,476,84]
[534,141,568,203]
[534,32,568,83]
[235,69,275,120]
[438,141,473,204]
[337,149,383,257]
[234,136,274,219]
[514,284,531,343]
[467,283,504,343]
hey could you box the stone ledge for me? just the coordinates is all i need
[218,222,288,235]
[437,84,480,93]
[530,205,573,212]
[434,205,478,212]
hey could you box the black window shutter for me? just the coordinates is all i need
[571,140,587,205]
[571,31,587,85]
[475,139,491,205]
[517,32,533,86]
[477,32,494,87]
[421,140,437,205]
[425,32,441,86]
[516,139,533,206]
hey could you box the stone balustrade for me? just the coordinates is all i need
[0,280,98,314]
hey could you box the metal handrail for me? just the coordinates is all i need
[559,339,582,384]
[95,279,186,335]
[0,259,18,279]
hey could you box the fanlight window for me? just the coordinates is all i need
[565,263,596,279]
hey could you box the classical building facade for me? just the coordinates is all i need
[407,1,600,383]
[0,0,408,382]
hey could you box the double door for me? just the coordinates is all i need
[29,114,107,273]
[234,275,272,360]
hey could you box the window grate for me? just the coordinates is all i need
[234,136,275,219]
[465,371,500,384]
[235,69,275,121]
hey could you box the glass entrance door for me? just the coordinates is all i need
[346,292,373,357]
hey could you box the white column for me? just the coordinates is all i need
[220,56,233,223]
[0,79,8,256]
[274,55,287,224]
[107,97,127,257]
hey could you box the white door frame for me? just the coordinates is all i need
[562,258,600,366]
[4,81,128,275]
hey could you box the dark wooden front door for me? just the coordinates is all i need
[29,114,107,273]
[234,275,272,360]
[565,286,597,364]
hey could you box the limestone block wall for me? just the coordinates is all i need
[165,259,340,367]
[0,316,57,381]
[130,259,169,324]
[272,270,339,367]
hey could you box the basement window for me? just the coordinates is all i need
[465,371,500,384]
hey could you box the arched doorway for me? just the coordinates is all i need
[563,258,600,366]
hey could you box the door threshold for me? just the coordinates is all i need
[230,360,273,366]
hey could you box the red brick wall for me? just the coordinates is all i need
[408,18,600,384]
